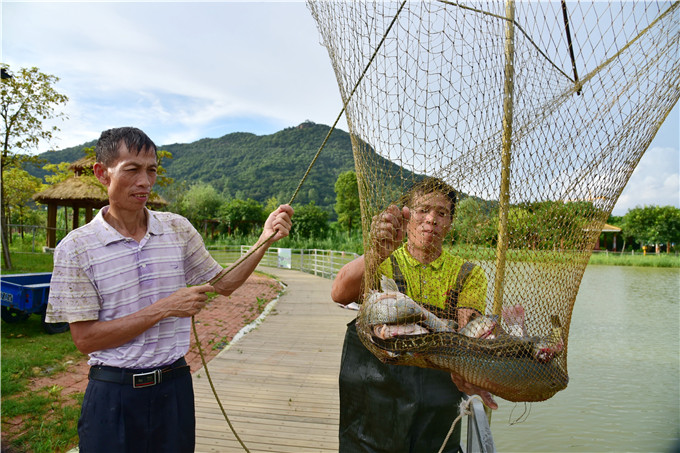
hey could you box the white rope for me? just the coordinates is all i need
[438,395,483,453]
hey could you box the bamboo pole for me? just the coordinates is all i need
[492,0,516,317]
[487,0,517,424]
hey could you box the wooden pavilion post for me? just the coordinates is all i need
[47,204,57,248]
[72,205,80,230]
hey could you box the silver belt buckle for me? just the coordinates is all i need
[133,369,162,388]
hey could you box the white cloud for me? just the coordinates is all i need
[3,1,343,149]
[613,145,680,215]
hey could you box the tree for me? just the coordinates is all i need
[623,206,657,250]
[264,196,280,215]
[219,198,266,236]
[655,206,680,253]
[1,65,68,269]
[452,197,497,246]
[334,170,361,235]
[3,167,44,239]
[624,205,680,253]
[180,183,224,231]
[290,202,329,239]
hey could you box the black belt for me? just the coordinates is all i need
[88,357,190,389]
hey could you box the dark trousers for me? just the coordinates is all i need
[339,319,463,453]
[78,361,195,453]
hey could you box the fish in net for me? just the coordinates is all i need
[308,0,679,402]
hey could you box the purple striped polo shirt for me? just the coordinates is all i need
[46,207,222,368]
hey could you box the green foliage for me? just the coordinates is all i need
[206,226,364,254]
[1,64,69,270]
[154,149,174,188]
[589,251,679,267]
[219,198,266,236]
[159,123,357,214]
[509,200,597,250]
[42,161,73,184]
[4,166,44,225]
[290,202,329,239]
[181,182,224,223]
[623,205,680,250]
[6,251,54,272]
[452,197,497,246]
[334,170,361,234]
[264,196,281,214]
[163,179,190,214]
[0,65,69,160]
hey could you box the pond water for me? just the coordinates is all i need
[487,265,679,452]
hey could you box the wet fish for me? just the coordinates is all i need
[362,276,452,336]
[361,292,569,401]
[373,323,430,339]
[369,331,569,402]
[458,315,501,339]
[532,315,565,362]
[500,305,564,362]
[502,304,528,337]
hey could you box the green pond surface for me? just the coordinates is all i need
[488,265,679,453]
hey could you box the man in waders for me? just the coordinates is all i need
[331,177,497,452]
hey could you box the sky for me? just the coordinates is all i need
[2,1,678,216]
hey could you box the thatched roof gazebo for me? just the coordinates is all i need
[33,156,167,248]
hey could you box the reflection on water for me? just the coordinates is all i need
[488,265,679,453]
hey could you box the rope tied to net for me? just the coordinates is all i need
[438,395,484,453]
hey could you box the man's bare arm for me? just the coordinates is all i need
[331,205,409,305]
[69,284,214,354]
[210,204,293,297]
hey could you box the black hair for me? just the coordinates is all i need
[94,127,157,166]
[403,177,458,218]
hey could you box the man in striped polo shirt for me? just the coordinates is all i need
[331,177,497,453]
[45,127,293,452]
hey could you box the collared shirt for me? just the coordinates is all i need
[46,207,222,369]
[378,246,487,313]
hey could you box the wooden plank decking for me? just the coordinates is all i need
[193,267,356,453]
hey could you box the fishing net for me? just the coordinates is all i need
[308,0,679,402]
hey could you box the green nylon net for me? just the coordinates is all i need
[308,0,679,402]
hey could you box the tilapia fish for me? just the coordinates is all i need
[459,312,565,363]
[361,276,452,338]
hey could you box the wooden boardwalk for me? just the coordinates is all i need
[193,268,356,453]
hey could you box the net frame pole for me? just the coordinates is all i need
[492,0,516,317]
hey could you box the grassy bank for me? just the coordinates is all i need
[1,315,83,452]
[588,251,680,267]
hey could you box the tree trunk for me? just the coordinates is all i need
[0,182,12,269]
[20,207,25,239]
[6,205,12,245]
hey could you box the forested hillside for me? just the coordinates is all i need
[160,122,355,208]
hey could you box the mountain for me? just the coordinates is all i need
[30,122,368,215]
[160,121,356,209]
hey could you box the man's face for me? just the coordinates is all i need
[406,191,453,253]
[95,144,157,212]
